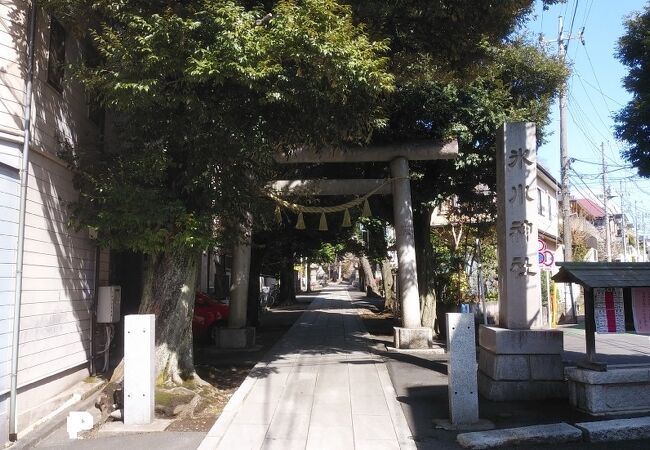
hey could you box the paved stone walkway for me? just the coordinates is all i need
[198,285,415,450]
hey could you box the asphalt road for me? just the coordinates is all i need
[383,323,650,450]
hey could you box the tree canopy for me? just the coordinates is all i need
[616,4,650,176]
[41,0,569,378]
[46,0,393,252]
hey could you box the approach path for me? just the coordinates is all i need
[197,285,415,450]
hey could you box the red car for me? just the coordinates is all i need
[192,291,229,342]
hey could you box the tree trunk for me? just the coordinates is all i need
[381,258,397,312]
[138,246,200,385]
[414,206,438,336]
[213,253,227,300]
[359,255,380,297]
[247,245,264,327]
[279,254,296,305]
[306,259,312,293]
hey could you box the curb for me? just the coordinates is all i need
[457,417,650,449]
[8,379,106,450]
[457,422,582,449]
[576,417,650,442]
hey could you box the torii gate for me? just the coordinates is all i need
[225,141,458,349]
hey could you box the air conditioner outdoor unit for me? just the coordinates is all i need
[97,286,121,323]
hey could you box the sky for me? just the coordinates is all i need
[524,0,650,234]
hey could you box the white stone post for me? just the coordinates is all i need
[228,215,252,329]
[496,123,542,329]
[390,156,421,329]
[447,313,478,425]
[124,314,155,425]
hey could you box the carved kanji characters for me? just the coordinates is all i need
[509,220,533,241]
[510,256,537,277]
[507,147,534,169]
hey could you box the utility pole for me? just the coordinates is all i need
[476,238,487,326]
[621,181,628,262]
[557,16,582,323]
[601,143,611,261]
[641,213,648,262]
[559,16,572,265]
[634,200,641,262]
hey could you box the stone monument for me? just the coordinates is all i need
[478,123,565,400]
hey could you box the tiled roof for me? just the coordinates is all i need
[573,198,605,219]
[553,262,650,288]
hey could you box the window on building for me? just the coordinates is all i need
[47,18,66,92]
[537,188,545,216]
[547,194,553,218]
[88,96,105,129]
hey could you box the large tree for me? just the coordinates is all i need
[44,0,392,384]
[281,2,566,331]
[615,4,650,175]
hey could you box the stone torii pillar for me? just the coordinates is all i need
[390,156,420,330]
[215,213,256,349]
[275,140,458,348]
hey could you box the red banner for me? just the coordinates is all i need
[594,288,625,334]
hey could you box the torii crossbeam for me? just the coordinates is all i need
[272,140,459,348]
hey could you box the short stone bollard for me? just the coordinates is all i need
[447,313,479,425]
[124,314,155,425]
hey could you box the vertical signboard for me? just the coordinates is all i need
[593,288,625,334]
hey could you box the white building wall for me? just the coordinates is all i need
[0,3,105,442]
[0,153,20,441]
[536,174,560,242]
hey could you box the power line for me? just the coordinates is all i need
[571,156,631,169]
[581,39,615,116]
[580,0,595,30]
[573,72,625,107]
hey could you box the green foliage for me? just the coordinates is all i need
[616,5,650,176]
[405,40,567,216]
[45,0,566,267]
[44,0,393,253]
[313,242,344,264]
[430,223,498,305]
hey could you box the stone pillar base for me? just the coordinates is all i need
[478,326,567,401]
[214,327,256,349]
[394,327,432,349]
[566,365,650,415]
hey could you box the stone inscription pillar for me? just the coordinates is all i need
[496,122,542,329]
[478,123,565,401]
[390,156,421,330]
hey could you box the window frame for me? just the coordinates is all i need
[47,17,66,92]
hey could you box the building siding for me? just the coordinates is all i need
[0,161,19,440]
[0,2,106,441]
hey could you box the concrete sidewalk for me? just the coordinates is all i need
[198,285,415,450]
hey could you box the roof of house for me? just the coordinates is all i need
[572,198,605,219]
[537,163,560,189]
[553,262,650,288]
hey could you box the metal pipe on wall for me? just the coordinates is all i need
[9,0,37,441]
